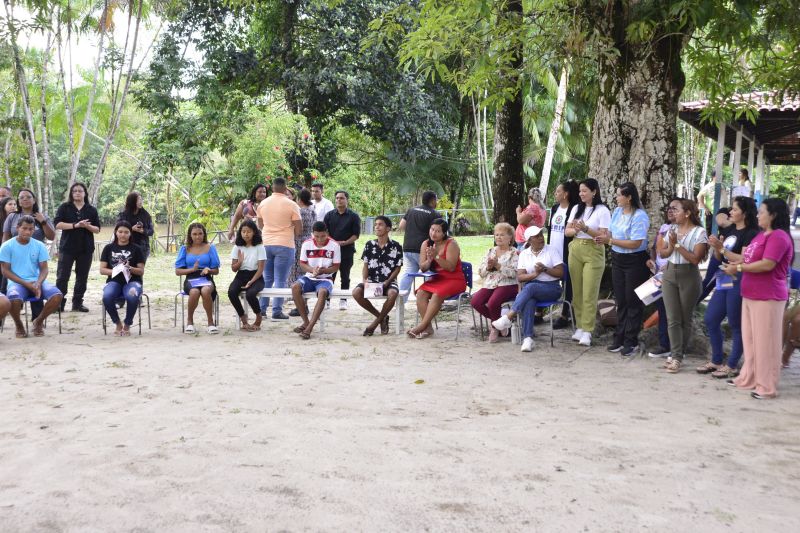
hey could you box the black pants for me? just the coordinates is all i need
[561,241,575,320]
[611,251,651,348]
[332,246,355,291]
[56,250,93,307]
[228,270,265,317]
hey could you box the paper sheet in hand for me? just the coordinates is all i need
[112,263,130,283]
[364,282,384,297]
[635,272,663,305]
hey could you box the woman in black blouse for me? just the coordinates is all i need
[117,192,154,260]
[53,182,101,312]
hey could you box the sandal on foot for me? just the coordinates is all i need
[380,316,390,335]
[363,327,375,337]
[207,325,219,335]
[185,325,196,334]
[299,330,311,340]
[711,365,738,379]
[666,359,681,373]
[696,362,719,374]
[121,327,131,337]
[15,329,28,339]
[293,325,308,333]
[32,323,45,337]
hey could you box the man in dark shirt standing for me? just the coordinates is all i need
[398,191,440,301]
[324,190,361,310]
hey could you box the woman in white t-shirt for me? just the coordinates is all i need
[564,178,611,346]
[227,219,267,331]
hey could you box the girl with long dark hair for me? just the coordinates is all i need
[175,222,221,334]
[548,180,579,329]
[565,178,611,346]
[596,182,650,356]
[658,198,709,373]
[721,198,794,399]
[54,182,101,312]
[228,219,266,332]
[227,183,268,242]
[117,191,154,259]
[697,196,759,378]
[99,221,146,336]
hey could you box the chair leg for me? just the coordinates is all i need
[101,303,107,336]
[549,305,555,347]
[181,296,185,333]
[455,299,461,340]
[143,294,151,330]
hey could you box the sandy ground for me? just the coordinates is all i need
[1,296,800,533]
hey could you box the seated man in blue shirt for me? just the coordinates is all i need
[0,215,63,337]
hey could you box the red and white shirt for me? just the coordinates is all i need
[299,237,341,278]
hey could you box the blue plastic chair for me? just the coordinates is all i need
[498,280,574,347]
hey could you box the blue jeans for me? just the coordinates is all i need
[698,254,721,303]
[261,245,295,315]
[655,297,670,350]
[103,281,142,326]
[399,252,420,302]
[512,280,562,339]
[704,279,743,368]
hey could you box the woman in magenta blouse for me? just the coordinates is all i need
[721,198,794,399]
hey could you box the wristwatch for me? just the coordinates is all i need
[674,243,682,250]
[737,264,743,273]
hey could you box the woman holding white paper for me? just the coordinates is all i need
[175,223,221,334]
[99,221,146,336]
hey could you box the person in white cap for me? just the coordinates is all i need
[492,225,564,352]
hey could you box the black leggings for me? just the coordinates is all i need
[228,270,264,317]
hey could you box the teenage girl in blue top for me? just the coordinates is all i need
[175,222,221,334]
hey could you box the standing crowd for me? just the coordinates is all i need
[0,175,796,398]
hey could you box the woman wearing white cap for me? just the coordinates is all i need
[492,225,564,352]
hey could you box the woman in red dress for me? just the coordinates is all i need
[407,218,467,339]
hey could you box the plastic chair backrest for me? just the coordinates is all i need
[461,261,473,290]
[791,268,800,290]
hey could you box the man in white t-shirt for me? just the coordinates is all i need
[311,182,334,222]
[291,221,341,339]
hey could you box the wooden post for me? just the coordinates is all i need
[712,124,726,235]
[755,147,765,204]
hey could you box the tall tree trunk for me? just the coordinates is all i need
[281,0,299,114]
[69,1,107,190]
[3,99,16,186]
[539,64,569,199]
[4,0,41,199]
[40,30,54,214]
[55,10,76,182]
[89,0,144,203]
[589,12,691,226]
[491,0,524,224]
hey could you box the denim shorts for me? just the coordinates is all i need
[296,276,333,294]
[6,281,62,301]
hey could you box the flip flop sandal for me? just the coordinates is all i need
[185,325,196,334]
[380,316,390,335]
[33,324,45,337]
[363,328,375,337]
[15,330,28,339]
[293,325,307,333]
[299,330,311,340]
[121,329,131,337]
[207,325,219,335]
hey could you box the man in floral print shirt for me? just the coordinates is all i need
[352,216,404,336]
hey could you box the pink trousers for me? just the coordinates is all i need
[735,298,784,397]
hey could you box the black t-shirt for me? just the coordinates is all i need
[402,205,440,252]
[720,226,759,261]
[54,202,101,254]
[117,209,154,254]
[324,208,361,251]
[100,242,144,284]
[361,239,404,283]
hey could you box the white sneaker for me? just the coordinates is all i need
[578,332,592,346]
[520,337,534,352]
[571,328,585,342]
[339,299,348,311]
[492,315,513,331]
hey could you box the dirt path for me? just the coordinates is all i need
[1,304,799,532]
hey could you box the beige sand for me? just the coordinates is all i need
[1,298,799,532]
